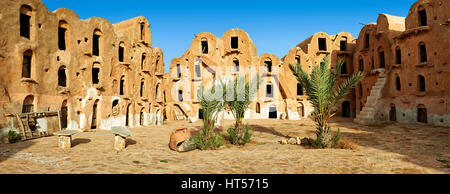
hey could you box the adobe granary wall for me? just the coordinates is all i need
[354,0,450,127]
[0,0,165,142]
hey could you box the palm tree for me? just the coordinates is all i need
[223,75,261,145]
[289,55,365,148]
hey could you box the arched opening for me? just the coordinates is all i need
[125,104,131,126]
[417,104,427,123]
[92,63,100,84]
[201,39,208,54]
[318,38,327,51]
[198,108,204,119]
[395,75,401,91]
[91,100,99,129]
[118,42,125,62]
[256,103,261,114]
[120,76,125,95]
[297,83,304,96]
[341,61,348,74]
[295,55,300,64]
[342,101,351,118]
[176,63,181,78]
[231,37,238,49]
[141,53,146,69]
[61,100,68,129]
[298,103,304,118]
[340,38,347,51]
[389,104,397,122]
[140,108,144,126]
[359,57,364,71]
[20,5,32,39]
[112,100,119,116]
[233,58,239,72]
[359,83,363,97]
[140,79,145,97]
[140,22,145,40]
[266,81,273,98]
[155,56,160,72]
[419,42,427,63]
[269,106,277,119]
[58,21,68,50]
[378,47,385,68]
[58,66,67,87]
[417,75,426,92]
[178,90,183,102]
[418,8,427,27]
[364,33,370,49]
[395,47,402,64]
[155,83,160,100]
[22,95,34,113]
[92,29,102,56]
[264,59,272,73]
[22,50,32,78]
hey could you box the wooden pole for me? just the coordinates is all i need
[57,110,62,131]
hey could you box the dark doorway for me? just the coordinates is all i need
[92,31,100,56]
[58,67,66,87]
[341,62,348,74]
[340,40,347,51]
[297,83,303,96]
[379,51,385,68]
[298,103,304,118]
[419,43,427,63]
[92,67,100,84]
[389,104,397,122]
[342,101,351,118]
[417,105,427,123]
[418,9,427,26]
[61,100,68,129]
[118,43,124,62]
[140,111,144,126]
[91,100,99,129]
[264,60,272,73]
[22,50,32,78]
[269,106,277,119]
[395,48,402,64]
[20,7,31,39]
[418,75,426,92]
[125,104,130,126]
[58,26,67,50]
[364,33,370,48]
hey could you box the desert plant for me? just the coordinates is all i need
[194,83,225,150]
[223,75,260,145]
[8,130,21,144]
[289,55,365,148]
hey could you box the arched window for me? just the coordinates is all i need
[417,75,426,92]
[231,37,238,49]
[141,53,146,69]
[118,42,125,62]
[233,58,239,72]
[264,59,272,73]
[359,57,364,71]
[256,103,261,114]
[297,83,304,96]
[22,95,34,113]
[266,81,273,97]
[364,33,370,49]
[140,22,145,40]
[318,38,327,51]
[155,83,160,99]
[295,55,301,64]
[176,63,181,78]
[341,61,348,74]
[378,47,385,68]
[22,50,32,78]
[298,103,305,117]
[201,39,208,54]
[140,79,145,97]
[389,104,397,122]
[20,5,32,39]
[418,8,427,27]
[155,56,160,72]
[419,42,427,63]
[92,63,100,84]
[92,29,102,56]
[58,66,67,87]
[395,47,402,64]
[395,75,401,91]
[58,21,68,50]
[178,90,183,102]
[120,76,125,95]
[340,38,347,51]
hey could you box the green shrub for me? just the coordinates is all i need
[227,124,253,145]
[193,130,223,150]
[8,130,21,144]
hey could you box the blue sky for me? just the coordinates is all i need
[41,0,416,73]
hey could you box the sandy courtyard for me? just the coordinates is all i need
[0,118,449,174]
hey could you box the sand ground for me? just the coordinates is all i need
[0,118,449,174]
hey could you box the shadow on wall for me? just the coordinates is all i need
[328,119,450,173]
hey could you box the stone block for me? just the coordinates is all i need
[114,135,126,151]
[58,135,72,149]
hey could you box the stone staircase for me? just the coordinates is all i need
[354,69,387,125]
